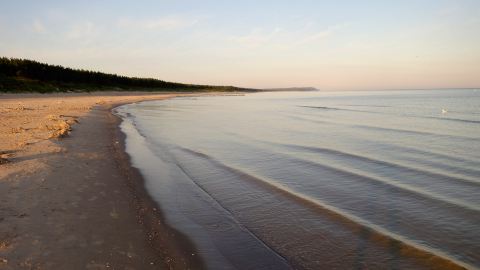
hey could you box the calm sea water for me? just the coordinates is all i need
[115,89,480,270]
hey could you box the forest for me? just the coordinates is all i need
[0,57,250,93]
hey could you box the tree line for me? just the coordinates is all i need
[0,57,248,92]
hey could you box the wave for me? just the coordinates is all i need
[299,105,480,125]
[115,108,151,139]
[225,127,480,183]
[393,145,480,166]
[173,159,291,263]
[175,146,474,270]
[283,114,333,125]
[344,104,392,108]
[234,116,480,177]
[369,123,474,144]
[283,143,480,188]
[422,115,480,124]
[295,152,479,211]
[235,139,480,212]
[288,111,479,142]
[353,123,474,139]
[401,155,480,180]
[299,105,344,111]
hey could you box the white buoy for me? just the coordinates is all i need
[441,108,448,114]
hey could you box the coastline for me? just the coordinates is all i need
[108,99,207,269]
[2,91,474,269]
[112,92,475,270]
[0,92,218,269]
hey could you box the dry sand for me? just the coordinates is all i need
[0,92,207,270]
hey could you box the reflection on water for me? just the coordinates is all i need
[116,89,480,270]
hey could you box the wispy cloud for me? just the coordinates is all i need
[229,28,282,48]
[118,15,199,31]
[297,29,332,45]
[296,23,349,46]
[32,20,46,34]
[229,23,349,50]
[66,21,98,39]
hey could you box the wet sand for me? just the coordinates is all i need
[0,92,208,269]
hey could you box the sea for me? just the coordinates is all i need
[115,89,480,270]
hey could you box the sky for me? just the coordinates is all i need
[1,0,479,90]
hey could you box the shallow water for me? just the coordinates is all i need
[116,89,480,269]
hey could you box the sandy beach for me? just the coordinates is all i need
[0,92,206,269]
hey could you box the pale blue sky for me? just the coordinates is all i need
[1,0,479,90]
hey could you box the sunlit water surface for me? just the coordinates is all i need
[116,89,480,270]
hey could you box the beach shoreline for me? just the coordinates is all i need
[114,91,475,270]
[108,97,208,270]
[0,92,219,269]
[2,91,475,270]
